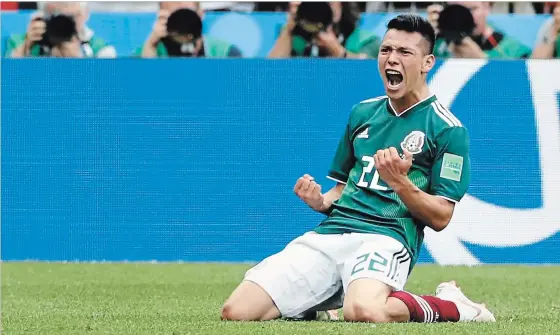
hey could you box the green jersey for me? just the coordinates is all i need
[314,95,471,269]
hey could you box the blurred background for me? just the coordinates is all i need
[1,2,559,266]
[1,1,559,59]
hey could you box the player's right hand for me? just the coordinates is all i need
[294,174,324,212]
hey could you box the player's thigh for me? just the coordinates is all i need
[341,234,411,321]
[241,233,341,318]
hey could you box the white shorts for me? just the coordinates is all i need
[244,231,411,317]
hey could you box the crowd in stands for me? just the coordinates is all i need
[2,1,559,59]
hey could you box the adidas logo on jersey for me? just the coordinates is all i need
[357,128,369,139]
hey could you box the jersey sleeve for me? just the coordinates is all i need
[430,127,471,202]
[327,113,355,184]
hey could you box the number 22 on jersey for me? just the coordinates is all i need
[357,155,388,191]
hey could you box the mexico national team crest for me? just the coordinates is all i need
[401,131,426,154]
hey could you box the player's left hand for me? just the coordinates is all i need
[374,147,413,188]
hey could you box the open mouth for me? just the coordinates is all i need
[385,70,403,89]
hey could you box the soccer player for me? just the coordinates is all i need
[221,14,496,324]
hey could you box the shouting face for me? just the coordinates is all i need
[378,28,435,99]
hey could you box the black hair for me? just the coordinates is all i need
[386,14,435,54]
[166,8,203,39]
[44,14,78,46]
[295,2,333,27]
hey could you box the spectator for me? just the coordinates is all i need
[428,2,532,59]
[268,2,380,59]
[5,2,116,58]
[135,1,242,58]
[532,2,560,58]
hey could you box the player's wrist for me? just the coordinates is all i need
[315,197,330,213]
[390,175,416,194]
[320,205,334,215]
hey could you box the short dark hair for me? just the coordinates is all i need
[386,14,435,54]
[296,2,333,26]
[166,8,202,38]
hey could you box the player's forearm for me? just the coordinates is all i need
[392,177,454,232]
[318,183,345,214]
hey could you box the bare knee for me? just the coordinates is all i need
[221,301,248,321]
[221,281,280,321]
[221,299,279,321]
[344,302,391,323]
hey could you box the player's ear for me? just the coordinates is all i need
[421,54,435,73]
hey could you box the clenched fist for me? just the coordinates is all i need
[294,174,324,212]
[374,147,413,188]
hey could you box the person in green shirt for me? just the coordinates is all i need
[268,2,380,59]
[5,2,116,58]
[136,2,241,58]
[428,2,532,59]
[222,14,496,325]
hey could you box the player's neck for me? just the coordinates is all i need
[389,86,432,115]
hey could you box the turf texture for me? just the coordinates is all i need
[2,263,559,334]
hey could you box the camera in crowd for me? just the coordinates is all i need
[437,4,476,44]
[161,8,203,57]
[291,2,333,57]
[34,14,78,51]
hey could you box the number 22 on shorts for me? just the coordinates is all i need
[351,252,389,275]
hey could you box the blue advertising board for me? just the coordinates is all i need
[1,59,559,264]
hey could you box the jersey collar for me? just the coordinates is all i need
[387,94,437,117]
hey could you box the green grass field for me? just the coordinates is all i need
[2,263,559,334]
